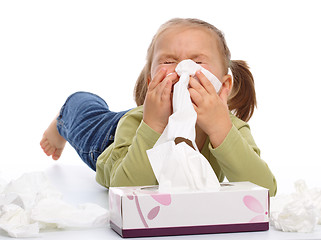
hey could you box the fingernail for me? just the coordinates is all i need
[166,72,175,77]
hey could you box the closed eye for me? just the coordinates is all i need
[195,62,203,64]
[164,61,175,64]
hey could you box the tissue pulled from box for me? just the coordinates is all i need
[0,172,109,238]
[147,59,221,192]
[270,180,321,232]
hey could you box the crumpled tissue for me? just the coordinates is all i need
[270,180,321,232]
[147,59,222,192]
[0,172,109,238]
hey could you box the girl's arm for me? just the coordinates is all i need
[96,107,161,188]
[209,116,277,196]
[97,69,178,188]
[189,71,277,196]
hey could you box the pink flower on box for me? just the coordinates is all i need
[243,195,268,223]
[125,188,172,228]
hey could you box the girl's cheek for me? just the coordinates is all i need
[152,65,176,79]
[201,65,223,81]
[164,65,177,76]
[200,64,212,73]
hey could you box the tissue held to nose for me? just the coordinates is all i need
[146,59,222,193]
[175,59,222,93]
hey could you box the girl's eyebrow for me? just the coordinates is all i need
[155,53,210,61]
[156,53,178,60]
[190,54,209,60]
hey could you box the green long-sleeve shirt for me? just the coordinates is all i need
[96,106,277,196]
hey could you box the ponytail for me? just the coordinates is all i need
[228,60,257,122]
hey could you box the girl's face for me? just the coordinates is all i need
[150,26,227,82]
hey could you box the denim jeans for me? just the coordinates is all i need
[56,92,130,171]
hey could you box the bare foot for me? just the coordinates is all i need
[40,117,66,160]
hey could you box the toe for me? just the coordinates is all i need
[44,144,53,155]
[52,148,63,160]
[46,146,56,156]
[40,139,49,149]
[40,136,48,146]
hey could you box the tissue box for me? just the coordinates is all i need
[109,182,269,238]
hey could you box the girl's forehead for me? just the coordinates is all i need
[154,26,219,50]
[153,26,220,57]
[159,25,216,41]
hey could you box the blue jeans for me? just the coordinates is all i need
[56,92,130,171]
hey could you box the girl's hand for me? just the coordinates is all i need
[189,71,232,148]
[143,68,178,134]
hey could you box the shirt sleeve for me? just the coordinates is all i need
[209,121,277,196]
[96,108,161,188]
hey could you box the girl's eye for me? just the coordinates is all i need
[164,61,175,64]
[196,62,203,64]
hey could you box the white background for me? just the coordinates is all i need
[1,0,321,195]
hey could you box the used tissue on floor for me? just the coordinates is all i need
[0,172,109,238]
[109,60,269,237]
[270,180,321,233]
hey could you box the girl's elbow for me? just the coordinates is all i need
[269,178,277,197]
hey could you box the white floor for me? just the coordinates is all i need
[1,161,321,240]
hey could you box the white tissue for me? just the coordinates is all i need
[270,180,321,232]
[0,172,109,238]
[32,199,108,229]
[175,59,222,95]
[147,59,221,192]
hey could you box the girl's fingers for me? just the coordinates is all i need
[161,79,173,101]
[148,68,167,90]
[191,102,198,113]
[189,76,207,96]
[189,87,203,107]
[156,72,178,96]
[195,70,216,95]
[166,72,179,87]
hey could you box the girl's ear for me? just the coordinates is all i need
[219,74,233,106]
[222,74,233,94]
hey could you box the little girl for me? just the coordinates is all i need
[40,18,277,196]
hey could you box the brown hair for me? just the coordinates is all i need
[134,18,256,122]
